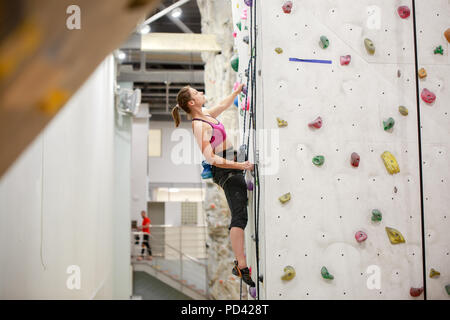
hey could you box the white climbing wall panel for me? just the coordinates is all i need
[415,0,450,300]
[232,0,449,300]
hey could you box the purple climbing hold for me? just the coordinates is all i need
[244,0,253,7]
[351,152,360,168]
[247,180,254,191]
[397,6,410,19]
[282,1,293,14]
[340,55,351,65]
[242,85,248,95]
[249,286,257,298]
[421,88,436,104]
[355,231,368,243]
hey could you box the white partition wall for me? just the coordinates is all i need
[231,0,449,300]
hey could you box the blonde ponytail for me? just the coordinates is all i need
[171,105,181,127]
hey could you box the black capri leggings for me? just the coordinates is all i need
[211,148,248,231]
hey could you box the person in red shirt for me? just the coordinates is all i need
[137,210,152,261]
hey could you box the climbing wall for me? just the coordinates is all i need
[415,0,450,300]
[231,0,450,300]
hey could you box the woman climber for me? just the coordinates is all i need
[171,84,256,289]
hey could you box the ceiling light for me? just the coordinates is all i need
[171,8,182,18]
[169,188,180,193]
[138,24,151,34]
[116,50,126,60]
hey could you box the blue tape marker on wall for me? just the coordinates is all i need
[289,58,332,64]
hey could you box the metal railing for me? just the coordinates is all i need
[131,225,209,298]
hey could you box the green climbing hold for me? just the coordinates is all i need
[236,21,242,31]
[371,209,382,222]
[429,268,440,278]
[319,35,329,49]
[231,55,239,72]
[446,284,450,295]
[278,192,291,204]
[312,155,325,166]
[245,26,248,30]
[364,38,375,55]
[321,266,334,280]
[281,266,296,281]
[399,106,408,116]
[383,117,395,131]
[275,47,283,54]
[434,45,444,55]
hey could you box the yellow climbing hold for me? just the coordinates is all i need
[429,268,440,278]
[278,192,291,204]
[281,265,296,281]
[277,117,288,127]
[398,106,408,116]
[385,227,406,244]
[381,151,400,174]
[418,68,427,79]
[38,88,70,115]
[275,47,283,54]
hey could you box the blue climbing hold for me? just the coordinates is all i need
[201,161,213,179]
[234,96,239,107]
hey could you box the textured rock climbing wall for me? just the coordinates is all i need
[415,0,450,300]
[196,0,245,300]
[232,0,450,300]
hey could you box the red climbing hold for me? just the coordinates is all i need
[410,287,424,297]
[397,6,410,19]
[355,231,367,242]
[308,116,322,129]
[282,1,293,14]
[351,152,360,167]
[340,55,351,65]
[421,88,436,104]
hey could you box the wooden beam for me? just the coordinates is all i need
[0,0,160,178]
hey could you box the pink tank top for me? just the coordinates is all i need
[192,115,227,150]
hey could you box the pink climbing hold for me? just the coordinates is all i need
[421,88,436,104]
[351,152,360,167]
[282,1,293,14]
[410,287,424,297]
[233,82,241,91]
[241,8,248,20]
[397,6,410,19]
[233,32,237,38]
[340,55,351,65]
[308,116,323,129]
[241,98,250,111]
[355,231,368,243]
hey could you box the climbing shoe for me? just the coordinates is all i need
[232,260,256,287]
